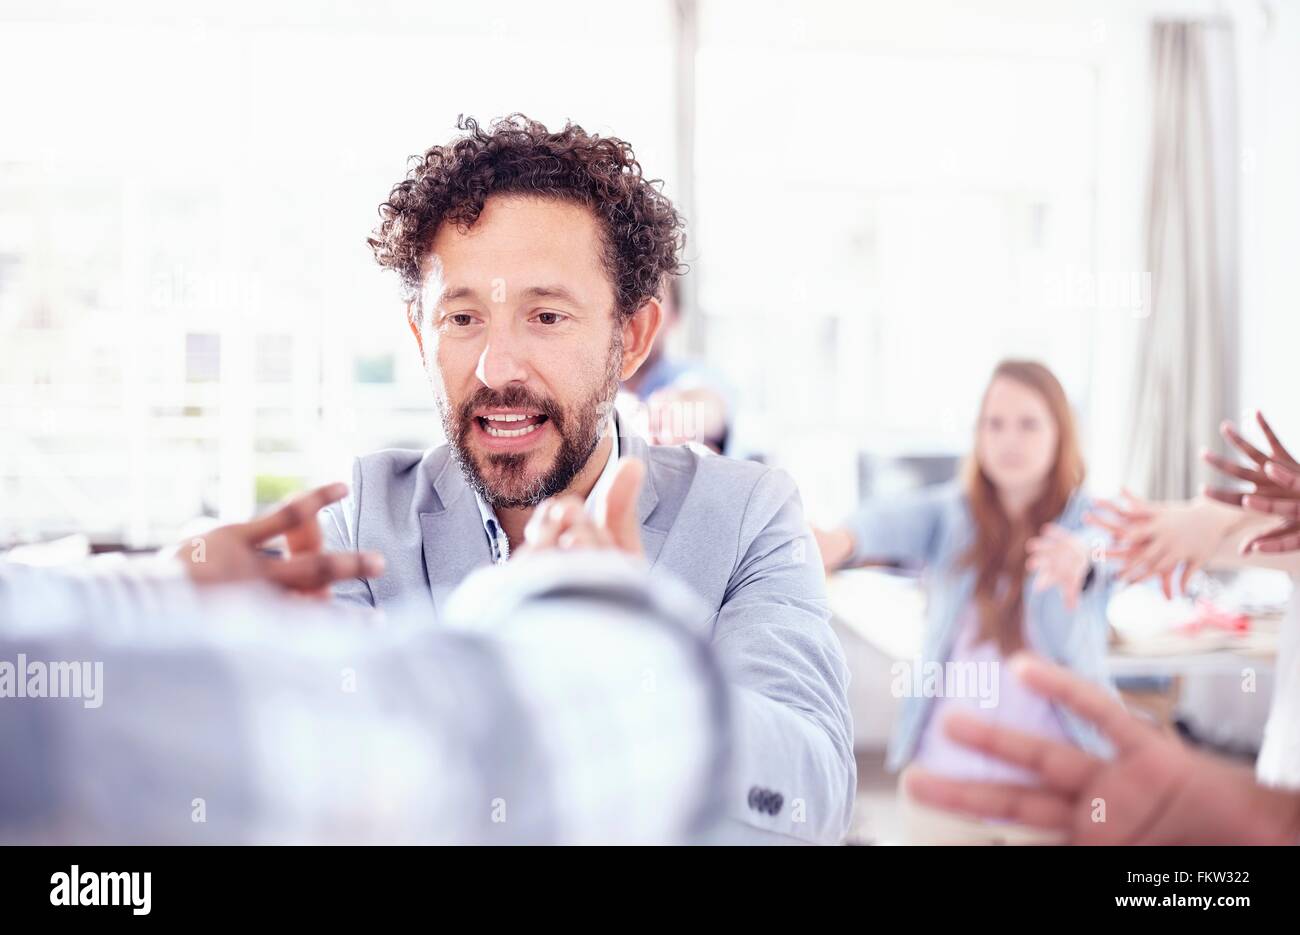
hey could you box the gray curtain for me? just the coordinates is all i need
[1126,21,1239,499]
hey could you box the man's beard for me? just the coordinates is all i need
[441,336,622,510]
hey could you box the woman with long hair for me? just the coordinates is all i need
[815,359,1116,843]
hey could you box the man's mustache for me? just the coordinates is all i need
[456,386,565,431]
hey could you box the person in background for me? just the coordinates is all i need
[813,359,1115,843]
[620,274,733,453]
[0,478,731,844]
[1086,411,1300,791]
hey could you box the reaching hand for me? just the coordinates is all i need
[1085,492,1223,598]
[517,459,646,559]
[903,654,1300,844]
[1204,411,1300,553]
[1025,524,1090,610]
[178,483,383,596]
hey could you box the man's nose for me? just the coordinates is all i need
[475,326,529,389]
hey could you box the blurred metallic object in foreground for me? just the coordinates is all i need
[0,553,728,844]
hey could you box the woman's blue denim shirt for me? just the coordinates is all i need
[842,482,1117,771]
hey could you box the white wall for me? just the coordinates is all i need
[1237,2,1300,442]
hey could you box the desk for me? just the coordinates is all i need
[828,567,1281,748]
[827,567,1279,680]
[826,566,1274,671]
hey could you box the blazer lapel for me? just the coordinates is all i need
[420,453,494,623]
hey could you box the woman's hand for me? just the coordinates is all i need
[1085,493,1232,598]
[1204,411,1300,553]
[1025,523,1091,610]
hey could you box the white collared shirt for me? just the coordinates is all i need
[473,415,620,564]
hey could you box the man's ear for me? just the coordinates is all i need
[618,297,664,381]
[406,301,425,361]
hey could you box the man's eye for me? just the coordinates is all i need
[448,313,475,326]
[535,311,564,325]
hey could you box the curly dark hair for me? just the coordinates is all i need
[369,114,687,320]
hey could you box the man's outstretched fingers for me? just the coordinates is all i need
[902,767,1074,832]
[605,457,646,555]
[1009,653,1153,754]
[1221,421,1268,466]
[523,497,585,550]
[941,709,1097,794]
[1203,484,1246,507]
[1256,411,1297,464]
[262,550,384,591]
[1243,520,1300,554]
[241,483,349,545]
[1203,450,1262,485]
[1242,493,1300,518]
[1263,460,1300,493]
[556,525,611,550]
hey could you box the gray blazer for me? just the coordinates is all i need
[321,431,856,844]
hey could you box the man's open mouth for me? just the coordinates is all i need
[477,411,550,438]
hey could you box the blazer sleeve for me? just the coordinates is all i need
[841,482,952,568]
[319,457,377,608]
[710,468,856,844]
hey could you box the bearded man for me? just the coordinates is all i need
[320,114,854,844]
